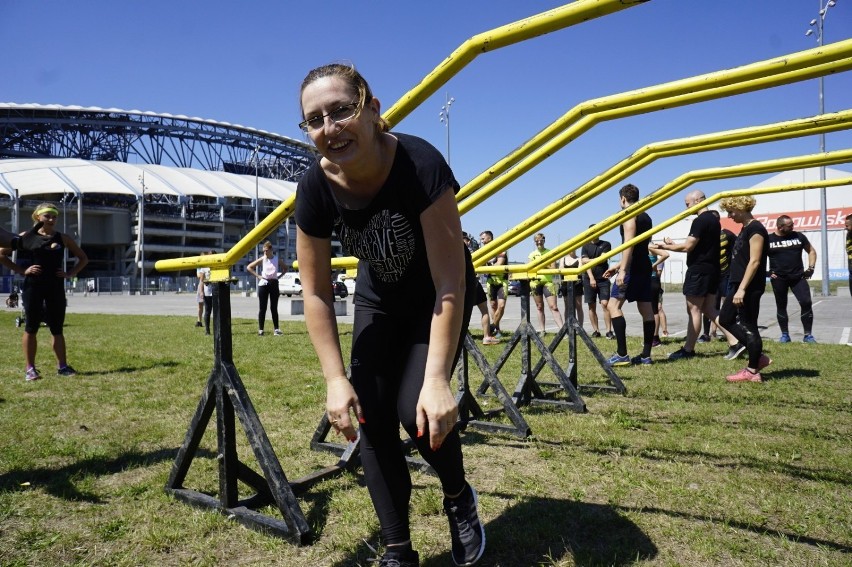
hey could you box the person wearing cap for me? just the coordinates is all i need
[0,202,88,382]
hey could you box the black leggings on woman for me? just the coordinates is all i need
[719,287,764,369]
[257,282,280,331]
[350,295,474,546]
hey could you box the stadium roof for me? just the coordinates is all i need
[0,158,297,202]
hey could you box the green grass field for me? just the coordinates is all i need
[1,311,849,566]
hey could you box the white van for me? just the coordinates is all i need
[278,272,302,297]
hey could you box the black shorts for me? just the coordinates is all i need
[649,277,661,315]
[682,270,719,297]
[559,280,583,299]
[582,278,611,304]
[611,272,653,303]
[475,283,487,305]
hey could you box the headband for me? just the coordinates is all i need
[35,207,59,217]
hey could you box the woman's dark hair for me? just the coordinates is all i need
[300,63,390,133]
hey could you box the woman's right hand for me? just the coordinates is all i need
[24,264,42,276]
[326,376,363,443]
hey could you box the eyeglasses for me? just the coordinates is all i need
[299,102,360,133]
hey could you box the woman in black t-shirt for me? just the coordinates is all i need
[0,203,88,382]
[718,196,771,383]
[294,64,483,566]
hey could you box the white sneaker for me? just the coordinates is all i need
[273,329,283,336]
[258,330,264,336]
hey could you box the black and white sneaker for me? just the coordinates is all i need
[444,484,485,566]
[723,343,747,360]
[374,549,419,567]
[364,541,419,567]
[668,348,696,361]
[57,365,77,377]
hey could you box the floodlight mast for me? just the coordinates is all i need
[805,0,838,295]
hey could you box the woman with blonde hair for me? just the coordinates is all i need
[0,203,88,381]
[718,195,771,382]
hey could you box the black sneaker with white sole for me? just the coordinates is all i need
[723,343,747,360]
[444,484,485,566]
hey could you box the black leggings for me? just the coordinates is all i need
[203,296,213,332]
[22,279,66,335]
[351,297,473,546]
[770,277,813,335]
[257,283,280,331]
[719,288,764,370]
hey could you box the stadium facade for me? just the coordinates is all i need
[0,103,338,290]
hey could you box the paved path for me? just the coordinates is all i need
[62,288,852,346]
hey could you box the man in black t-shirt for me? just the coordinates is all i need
[767,215,817,343]
[702,210,737,340]
[580,227,613,338]
[659,190,737,360]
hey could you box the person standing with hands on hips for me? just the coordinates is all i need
[294,63,485,567]
[247,241,286,336]
[0,203,88,381]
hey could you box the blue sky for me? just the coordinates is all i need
[3,0,851,261]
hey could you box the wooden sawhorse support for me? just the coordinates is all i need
[165,282,356,544]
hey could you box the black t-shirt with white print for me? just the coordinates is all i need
[729,220,769,291]
[767,230,811,279]
[295,132,469,311]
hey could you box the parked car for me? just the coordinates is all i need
[508,279,521,296]
[332,280,348,299]
[278,272,302,297]
[337,274,356,295]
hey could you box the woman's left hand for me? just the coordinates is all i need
[416,379,459,452]
[732,289,745,307]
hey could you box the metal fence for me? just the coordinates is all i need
[1,274,260,296]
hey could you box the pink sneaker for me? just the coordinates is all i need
[726,368,763,382]
[482,336,500,345]
[756,354,772,371]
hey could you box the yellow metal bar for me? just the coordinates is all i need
[525,149,852,275]
[457,39,852,206]
[382,0,648,127]
[473,110,852,267]
[547,175,852,278]
[156,1,646,276]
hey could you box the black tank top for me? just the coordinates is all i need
[29,231,65,281]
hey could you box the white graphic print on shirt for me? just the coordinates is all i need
[336,210,416,283]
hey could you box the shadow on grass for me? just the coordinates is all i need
[104,360,181,374]
[762,368,820,381]
[327,496,656,567]
[616,503,852,554]
[0,446,215,503]
[588,445,852,486]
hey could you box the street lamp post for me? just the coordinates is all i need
[251,145,260,292]
[806,0,837,296]
[439,94,455,166]
[137,172,146,295]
